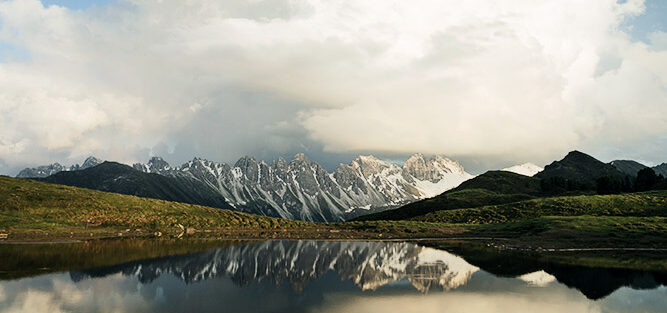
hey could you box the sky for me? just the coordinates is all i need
[0,0,666,175]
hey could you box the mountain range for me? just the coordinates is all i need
[16,156,102,178]
[16,150,665,222]
[20,153,472,222]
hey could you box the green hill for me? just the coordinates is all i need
[536,150,629,191]
[354,188,534,221]
[356,171,542,221]
[0,176,304,235]
[450,170,542,195]
[411,191,667,224]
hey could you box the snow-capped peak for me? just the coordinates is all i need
[502,163,543,177]
[518,270,556,286]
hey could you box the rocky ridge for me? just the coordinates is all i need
[131,153,473,221]
[16,156,103,178]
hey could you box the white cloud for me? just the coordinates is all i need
[0,0,665,174]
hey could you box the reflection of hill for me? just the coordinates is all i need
[70,241,479,293]
[435,243,667,300]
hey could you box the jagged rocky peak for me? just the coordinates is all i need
[274,157,288,169]
[16,163,66,178]
[81,156,103,169]
[291,153,310,163]
[133,156,171,173]
[148,156,170,171]
[351,155,395,177]
[431,155,466,174]
[234,156,260,182]
[403,153,463,182]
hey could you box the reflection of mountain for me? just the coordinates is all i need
[70,241,478,293]
[546,266,667,300]
[69,240,667,300]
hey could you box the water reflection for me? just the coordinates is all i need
[0,240,665,313]
[71,241,479,292]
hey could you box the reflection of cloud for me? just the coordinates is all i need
[4,290,66,313]
[0,273,152,313]
[518,270,557,287]
[312,292,601,313]
[0,264,665,313]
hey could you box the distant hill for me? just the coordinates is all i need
[354,189,533,221]
[450,171,542,195]
[654,163,667,177]
[410,191,667,224]
[535,151,629,191]
[41,162,234,210]
[356,171,541,221]
[609,160,647,176]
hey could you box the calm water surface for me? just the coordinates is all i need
[0,240,665,313]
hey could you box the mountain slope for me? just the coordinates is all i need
[354,189,533,221]
[610,160,647,176]
[502,163,543,176]
[410,191,667,224]
[653,163,667,177]
[41,162,234,210]
[356,171,541,221]
[450,171,542,195]
[535,151,629,190]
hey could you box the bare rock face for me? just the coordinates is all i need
[403,154,465,183]
[133,153,473,222]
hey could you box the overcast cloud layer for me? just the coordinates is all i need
[0,0,666,174]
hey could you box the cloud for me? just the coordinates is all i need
[0,0,665,174]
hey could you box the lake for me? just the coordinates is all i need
[0,240,665,313]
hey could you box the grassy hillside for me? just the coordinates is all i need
[411,191,667,224]
[0,176,305,235]
[355,188,534,221]
[450,171,542,195]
